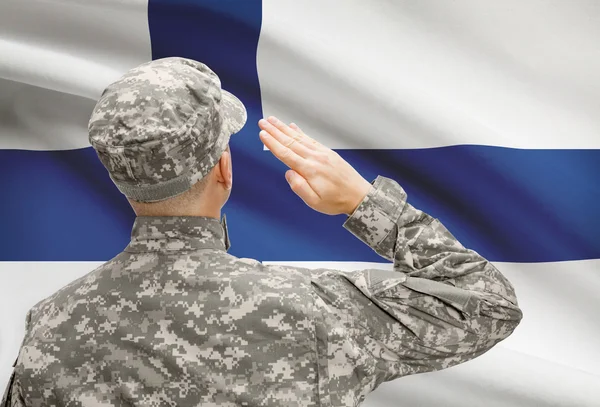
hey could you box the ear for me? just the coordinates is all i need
[217,145,232,190]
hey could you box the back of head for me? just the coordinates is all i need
[88,57,247,205]
[126,170,211,216]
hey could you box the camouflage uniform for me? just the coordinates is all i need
[1,57,523,407]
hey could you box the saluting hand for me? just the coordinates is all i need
[258,116,372,216]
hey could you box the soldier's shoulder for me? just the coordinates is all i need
[232,257,262,267]
[28,254,125,320]
[224,256,318,281]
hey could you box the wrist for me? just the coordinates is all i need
[345,179,373,216]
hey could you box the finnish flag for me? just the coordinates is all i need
[0,1,598,406]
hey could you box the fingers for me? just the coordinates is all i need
[285,170,320,206]
[258,118,313,155]
[290,123,322,149]
[260,117,318,153]
[259,129,307,173]
[289,123,305,135]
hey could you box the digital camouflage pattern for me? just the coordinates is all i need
[88,57,247,203]
[1,176,523,407]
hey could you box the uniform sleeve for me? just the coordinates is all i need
[304,176,523,405]
[1,311,31,407]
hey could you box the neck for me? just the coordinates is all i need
[134,207,221,218]
[129,198,222,219]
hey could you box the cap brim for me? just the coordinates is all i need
[221,89,247,135]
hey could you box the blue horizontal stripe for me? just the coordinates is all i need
[1,146,598,262]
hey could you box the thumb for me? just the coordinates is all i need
[285,170,319,206]
[284,169,294,184]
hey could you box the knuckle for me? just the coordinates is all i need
[304,164,318,177]
[314,151,330,164]
[279,148,290,159]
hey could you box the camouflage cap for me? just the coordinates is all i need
[88,57,247,202]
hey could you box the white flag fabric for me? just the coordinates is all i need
[1,0,599,406]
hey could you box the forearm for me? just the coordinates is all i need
[343,175,521,320]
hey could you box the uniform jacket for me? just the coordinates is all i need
[1,176,523,407]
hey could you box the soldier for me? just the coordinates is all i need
[2,57,523,407]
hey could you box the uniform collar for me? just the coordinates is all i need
[125,214,230,253]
